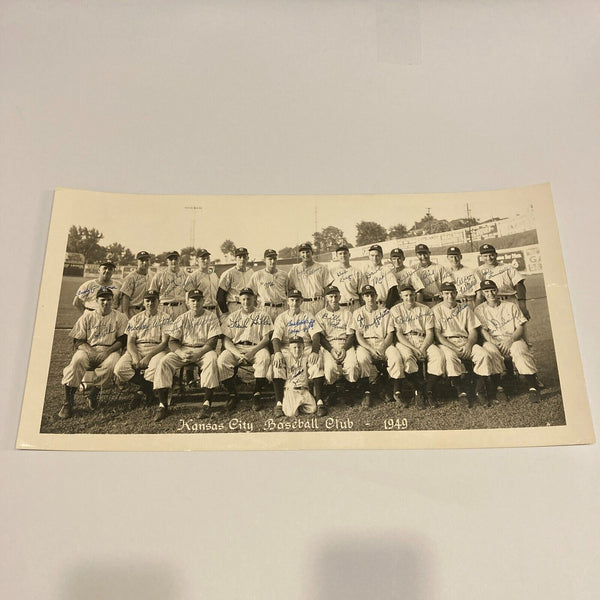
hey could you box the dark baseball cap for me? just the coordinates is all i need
[446,246,461,256]
[298,242,313,252]
[188,289,204,299]
[136,251,151,260]
[324,285,340,296]
[415,244,430,254]
[239,287,255,296]
[399,284,415,293]
[361,284,377,295]
[390,248,405,258]
[196,248,211,258]
[264,249,278,258]
[480,279,498,291]
[289,336,304,344]
[440,282,457,292]
[166,251,180,260]
[99,260,116,269]
[235,247,249,256]
[143,290,160,300]
[369,244,383,254]
[479,244,496,254]
[287,288,303,298]
[335,245,349,253]
[96,286,114,299]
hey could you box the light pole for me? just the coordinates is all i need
[184,206,203,250]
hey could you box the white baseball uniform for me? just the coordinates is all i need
[328,264,364,310]
[415,262,453,302]
[478,262,524,299]
[362,264,397,305]
[74,277,122,311]
[150,268,187,318]
[287,262,332,314]
[218,266,255,314]
[184,269,220,311]
[448,266,482,305]
[316,307,359,384]
[249,268,289,321]
[388,266,425,295]
[281,352,318,417]
[120,271,151,317]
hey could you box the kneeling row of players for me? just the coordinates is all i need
[58,279,542,423]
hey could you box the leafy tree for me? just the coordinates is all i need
[388,223,408,239]
[278,246,298,259]
[355,221,387,247]
[155,251,171,265]
[67,226,105,263]
[312,226,351,254]
[179,246,197,267]
[105,242,137,265]
[220,239,236,260]
[413,213,451,234]
[449,217,478,230]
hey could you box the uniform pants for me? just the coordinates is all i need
[61,347,121,388]
[355,340,404,380]
[154,347,219,389]
[272,346,325,380]
[217,345,271,381]
[339,300,360,312]
[283,388,317,417]
[160,303,187,320]
[323,342,359,384]
[396,335,444,376]
[438,338,492,377]
[114,344,167,383]
[484,339,537,376]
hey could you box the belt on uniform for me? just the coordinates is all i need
[364,337,381,340]
[303,297,322,302]
[446,335,467,339]
[131,305,143,310]
[162,301,182,306]
[329,338,346,342]
[499,294,517,300]
[264,302,284,307]
[184,345,205,348]
[85,307,95,311]
[406,331,426,337]
[339,301,357,306]
[204,305,217,310]
[293,386,308,391]
[237,341,256,346]
[138,341,160,344]
[456,297,473,304]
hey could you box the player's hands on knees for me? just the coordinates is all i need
[273,352,284,368]
[308,351,320,366]
[138,356,151,370]
[498,340,511,355]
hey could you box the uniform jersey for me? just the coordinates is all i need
[351,306,393,341]
[477,263,524,296]
[415,263,453,299]
[119,271,151,307]
[362,264,397,301]
[220,308,274,344]
[316,307,354,342]
[475,301,527,341]
[184,269,219,307]
[272,310,322,345]
[389,302,434,336]
[249,269,288,306]
[284,352,310,389]
[433,302,480,338]
[167,310,222,346]
[125,308,172,344]
[69,309,128,347]
[74,277,122,311]
[328,264,364,303]
[449,266,482,300]
[388,266,425,293]
[218,267,255,303]
[150,268,187,303]
[287,262,332,300]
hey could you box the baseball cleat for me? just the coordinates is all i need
[273,404,284,418]
[87,386,100,410]
[251,392,261,412]
[58,403,73,419]
[129,395,141,411]
[528,388,541,403]
[361,392,371,409]
[225,394,239,412]
[496,386,508,402]
[414,390,426,410]
[316,404,328,417]
[475,391,487,407]
[153,406,169,422]
[199,404,211,419]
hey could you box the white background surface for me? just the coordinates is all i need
[1,2,598,598]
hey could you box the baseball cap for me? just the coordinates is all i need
[335,245,349,253]
[99,260,116,269]
[96,287,114,299]
[479,244,496,254]
[480,279,498,291]
[263,249,278,258]
[369,244,383,254]
[298,242,313,252]
[136,251,150,260]
[446,246,461,256]
[166,251,180,260]
[235,247,249,256]
[324,285,340,296]
[239,287,255,296]
[399,284,415,293]
[440,282,457,292]
[287,288,303,298]
[188,289,204,299]
[196,248,211,258]
[361,284,377,295]
[143,290,160,300]
[390,248,405,258]
[289,336,304,344]
[415,244,430,254]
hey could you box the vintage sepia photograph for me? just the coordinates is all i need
[16,185,594,450]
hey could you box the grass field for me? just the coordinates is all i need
[39,274,565,434]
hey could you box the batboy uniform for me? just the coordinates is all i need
[281,338,318,418]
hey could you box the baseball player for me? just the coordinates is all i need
[217,247,255,316]
[271,288,326,417]
[280,336,318,418]
[153,289,221,420]
[389,284,445,408]
[316,285,360,403]
[183,248,219,315]
[73,260,121,314]
[120,251,152,318]
[218,287,274,412]
[113,290,172,414]
[387,248,425,304]
[414,243,453,306]
[149,250,187,319]
[478,244,530,319]
[351,285,404,408]
[249,249,289,322]
[433,282,493,407]
[362,244,398,309]
[59,287,128,418]
[287,242,333,315]
[475,279,541,403]
[328,245,364,311]
[445,246,482,309]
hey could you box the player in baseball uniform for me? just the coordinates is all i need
[328,245,364,311]
[475,279,541,403]
[149,250,187,319]
[351,285,404,408]
[389,284,445,408]
[316,285,360,404]
[113,290,172,414]
[387,248,425,304]
[218,287,274,412]
[445,246,481,309]
[120,251,152,318]
[433,282,494,407]
[217,246,255,316]
[73,260,121,314]
[478,244,530,319]
[414,243,453,306]
[287,242,333,315]
[362,244,398,309]
[183,248,220,315]
[281,336,318,418]
[59,287,128,418]
[249,249,289,322]
[271,288,326,417]
[153,289,221,420]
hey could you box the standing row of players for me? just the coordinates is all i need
[59,249,541,421]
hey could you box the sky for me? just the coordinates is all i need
[61,188,535,260]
